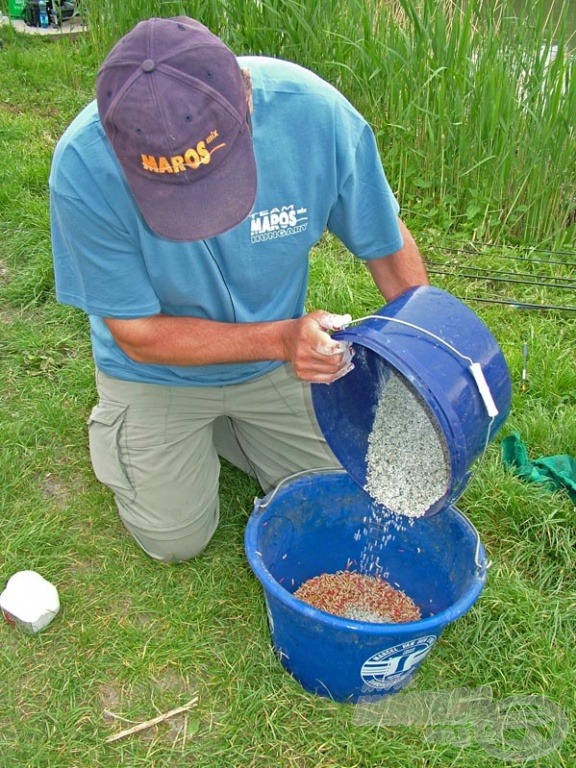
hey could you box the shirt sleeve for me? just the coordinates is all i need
[50,145,161,319]
[327,122,403,260]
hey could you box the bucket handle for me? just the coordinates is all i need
[344,314,498,472]
[346,315,499,419]
[255,467,345,511]
[468,516,492,575]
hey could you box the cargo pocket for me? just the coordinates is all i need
[87,402,136,502]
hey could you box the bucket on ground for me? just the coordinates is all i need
[8,0,27,19]
[312,286,512,517]
[245,470,489,702]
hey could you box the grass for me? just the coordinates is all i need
[1,1,575,766]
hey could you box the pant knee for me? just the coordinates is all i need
[117,502,220,563]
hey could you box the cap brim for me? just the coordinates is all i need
[126,127,257,242]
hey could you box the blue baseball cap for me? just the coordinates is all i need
[97,17,257,241]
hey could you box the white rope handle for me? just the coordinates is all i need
[345,313,499,472]
[347,314,499,418]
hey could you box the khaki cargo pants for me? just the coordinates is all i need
[88,365,340,563]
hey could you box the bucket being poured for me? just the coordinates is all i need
[245,470,489,702]
[312,286,512,516]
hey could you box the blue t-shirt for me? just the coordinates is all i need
[50,56,402,386]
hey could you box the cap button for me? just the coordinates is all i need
[142,59,156,73]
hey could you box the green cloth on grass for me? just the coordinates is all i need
[501,432,576,504]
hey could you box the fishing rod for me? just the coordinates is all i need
[461,241,576,258]
[427,267,576,291]
[436,245,576,268]
[426,261,576,284]
[453,296,576,312]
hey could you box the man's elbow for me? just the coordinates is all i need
[103,317,156,363]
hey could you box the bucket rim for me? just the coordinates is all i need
[244,474,488,636]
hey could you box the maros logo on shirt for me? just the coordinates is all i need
[140,130,225,174]
[250,203,308,243]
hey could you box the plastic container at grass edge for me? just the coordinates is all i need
[0,570,60,633]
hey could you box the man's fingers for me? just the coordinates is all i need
[315,332,353,358]
[310,361,355,384]
[317,313,352,332]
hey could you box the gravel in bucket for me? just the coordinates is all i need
[364,370,450,517]
[293,570,421,623]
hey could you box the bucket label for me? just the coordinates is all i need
[361,635,437,691]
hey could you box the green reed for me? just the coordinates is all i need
[82,0,575,247]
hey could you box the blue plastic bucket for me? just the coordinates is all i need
[311,286,512,516]
[245,470,488,702]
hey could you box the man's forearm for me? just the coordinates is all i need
[105,314,291,366]
[104,310,354,384]
[367,218,429,302]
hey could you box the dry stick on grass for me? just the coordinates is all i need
[105,695,199,744]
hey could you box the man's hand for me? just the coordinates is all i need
[280,310,354,383]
